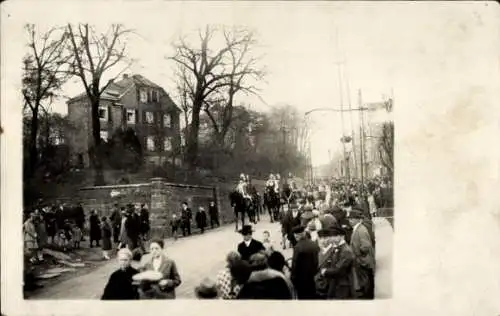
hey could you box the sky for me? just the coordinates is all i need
[2,1,495,167]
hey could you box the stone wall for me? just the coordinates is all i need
[78,178,237,238]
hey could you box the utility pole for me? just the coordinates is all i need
[336,61,349,182]
[334,28,349,183]
[358,89,366,196]
[344,63,358,179]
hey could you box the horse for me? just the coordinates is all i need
[229,190,256,232]
[247,184,261,223]
[263,186,281,223]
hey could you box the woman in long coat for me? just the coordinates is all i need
[24,213,39,263]
[137,239,181,299]
[89,210,101,247]
[101,216,112,260]
[195,207,207,234]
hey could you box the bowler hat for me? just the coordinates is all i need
[194,278,218,299]
[317,228,335,237]
[238,225,254,235]
[330,226,346,236]
[292,225,306,234]
[348,209,364,219]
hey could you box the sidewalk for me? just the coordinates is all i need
[374,217,393,299]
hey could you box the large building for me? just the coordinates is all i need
[66,74,182,168]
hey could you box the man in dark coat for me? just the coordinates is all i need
[237,225,265,262]
[195,206,208,234]
[139,204,150,241]
[333,205,353,244]
[110,205,122,243]
[180,202,192,237]
[89,210,101,247]
[315,227,356,299]
[208,201,220,229]
[348,210,375,299]
[290,225,320,299]
[281,204,302,247]
[124,205,140,250]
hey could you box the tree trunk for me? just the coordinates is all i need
[186,103,201,167]
[90,96,105,185]
[28,109,39,177]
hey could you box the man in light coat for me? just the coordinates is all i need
[348,209,375,299]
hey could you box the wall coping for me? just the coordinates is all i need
[80,180,215,191]
[80,183,151,191]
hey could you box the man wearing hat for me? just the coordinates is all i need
[237,225,265,262]
[180,202,192,237]
[281,203,302,248]
[290,225,320,299]
[348,209,375,299]
[315,227,356,299]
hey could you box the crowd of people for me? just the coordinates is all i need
[98,174,392,300]
[22,202,152,264]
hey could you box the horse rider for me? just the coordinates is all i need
[237,173,252,200]
[275,174,281,193]
[266,173,276,191]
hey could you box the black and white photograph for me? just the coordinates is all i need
[17,3,394,301]
[2,1,500,315]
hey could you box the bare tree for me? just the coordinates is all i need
[66,23,134,185]
[378,121,394,179]
[174,66,193,149]
[169,25,265,166]
[203,29,265,148]
[22,24,70,177]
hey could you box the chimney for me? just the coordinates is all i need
[123,74,129,79]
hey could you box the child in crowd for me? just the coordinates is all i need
[170,213,181,240]
[262,230,274,255]
[71,222,82,249]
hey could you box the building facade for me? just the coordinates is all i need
[66,74,182,168]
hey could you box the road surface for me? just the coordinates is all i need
[29,216,393,299]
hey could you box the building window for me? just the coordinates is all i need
[148,89,160,102]
[98,106,108,121]
[146,136,155,151]
[145,111,154,124]
[126,109,136,124]
[163,113,171,128]
[139,89,148,103]
[100,130,109,142]
[163,137,172,151]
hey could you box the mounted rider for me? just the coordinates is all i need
[266,173,277,192]
[237,173,252,200]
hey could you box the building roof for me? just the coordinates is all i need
[67,74,180,111]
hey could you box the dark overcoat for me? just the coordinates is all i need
[315,243,357,299]
[291,238,320,299]
[237,239,265,262]
[101,266,139,300]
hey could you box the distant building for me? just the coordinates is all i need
[66,74,182,168]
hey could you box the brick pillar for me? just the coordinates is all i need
[150,178,168,238]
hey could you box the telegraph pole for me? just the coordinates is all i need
[358,89,366,195]
[336,61,349,182]
[344,63,358,179]
[334,28,349,182]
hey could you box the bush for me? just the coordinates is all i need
[105,128,144,172]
